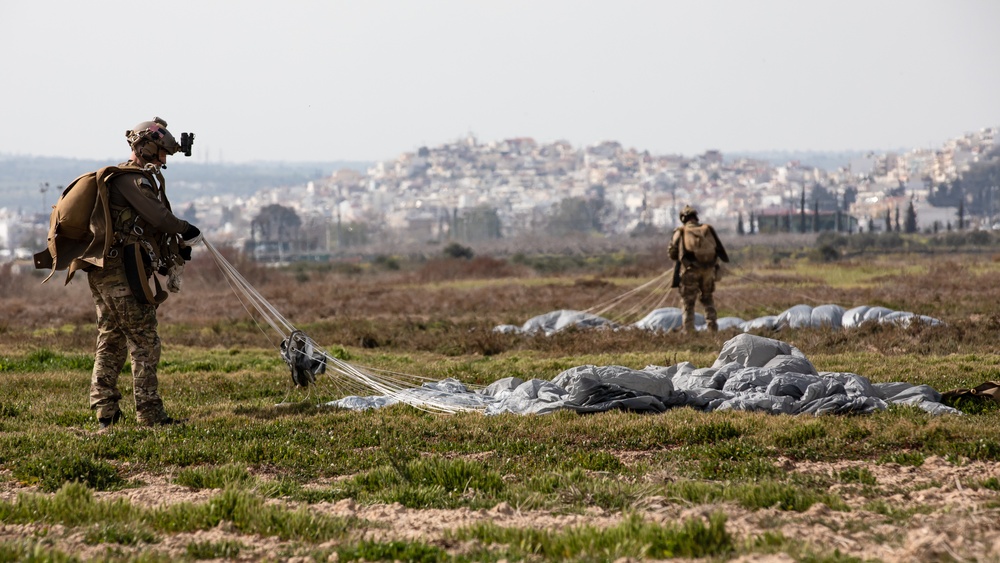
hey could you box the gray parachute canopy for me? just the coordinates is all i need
[494,303,943,335]
[325,333,959,417]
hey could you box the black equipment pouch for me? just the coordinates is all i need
[122,242,169,305]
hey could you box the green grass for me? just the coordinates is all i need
[336,540,449,562]
[746,531,868,562]
[172,463,256,489]
[838,467,877,486]
[451,512,732,561]
[186,539,244,560]
[13,453,124,492]
[0,541,80,563]
[0,482,364,543]
[0,348,94,372]
[662,480,848,512]
[338,456,506,509]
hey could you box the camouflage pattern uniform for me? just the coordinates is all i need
[88,254,167,424]
[668,206,729,333]
[88,162,196,426]
[676,262,718,333]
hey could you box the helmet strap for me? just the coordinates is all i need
[133,141,163,172]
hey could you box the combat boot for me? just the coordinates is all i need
[98,410,123,431]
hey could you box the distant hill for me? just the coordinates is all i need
[0,155,372,213]
[0,149,909,214]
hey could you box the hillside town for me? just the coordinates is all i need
[2,126,997,263]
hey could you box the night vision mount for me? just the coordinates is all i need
[180,132,195,157]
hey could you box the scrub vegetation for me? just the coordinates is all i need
[1,233,1000,561]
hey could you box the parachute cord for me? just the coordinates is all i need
[202,239,485,414]
[584,270,671,318]
[605,275,675,324]
[582,268,686,326]
[585,262,842,326]
[650,283,679,312]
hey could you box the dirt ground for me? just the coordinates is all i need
[2,456,999,562]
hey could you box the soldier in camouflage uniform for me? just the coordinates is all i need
[668,205,729,333]
[89,118,202,429]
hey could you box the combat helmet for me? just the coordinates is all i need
[126,117,182,163]
[679,205,699,223]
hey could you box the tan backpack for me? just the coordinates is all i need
[682,224,718,264]
[33,166,127,283]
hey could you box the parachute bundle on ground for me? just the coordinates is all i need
[494,304,943,335]
[326,332,960,416]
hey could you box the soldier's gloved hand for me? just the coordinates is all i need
[167,264,184,293]
[181,225,203,247]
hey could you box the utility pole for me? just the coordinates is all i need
[39,182,50,216]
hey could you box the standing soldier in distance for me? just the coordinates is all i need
[668,205,729,332]
[88,118,202,429]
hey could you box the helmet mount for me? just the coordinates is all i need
[126,117,195,169]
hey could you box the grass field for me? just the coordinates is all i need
[2,236,1000,561]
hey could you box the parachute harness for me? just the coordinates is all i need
[202,239,483,413]
[280,330,325,388]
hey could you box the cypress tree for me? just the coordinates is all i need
[904,200,917,233]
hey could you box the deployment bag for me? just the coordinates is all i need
[33,167,123,283]
[682,224,718,264]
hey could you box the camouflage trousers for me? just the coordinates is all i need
[88,264,168,424]
[679,264,718,332]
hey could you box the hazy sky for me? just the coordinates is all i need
[1,0,998,164]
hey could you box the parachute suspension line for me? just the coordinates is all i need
[315,349,480,414]
[650,282,679,312]
[202,239,484,414]
[203,240,293,346]
[584,270,672,319]
[605,274,675,325]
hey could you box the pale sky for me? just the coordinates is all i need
[1,0,998,164]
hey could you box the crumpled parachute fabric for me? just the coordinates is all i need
[324,333,960,416]
[493,304,944,336]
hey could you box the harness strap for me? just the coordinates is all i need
[942,381,1000,405]
[122,242,169,305]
